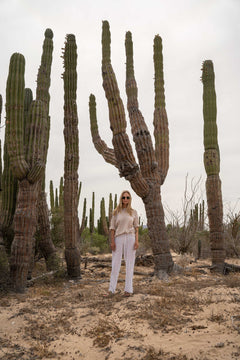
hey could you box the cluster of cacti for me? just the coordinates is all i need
[63,34,80,278]
[89,21,173,275]
[201,60,225,271]
[189,200,205,231]
[4,29,57,291]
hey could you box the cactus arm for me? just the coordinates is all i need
[125,32,158,181]
[25,100,48,183]
[101,21,149,197]
[5,53,29,179]
[36,29,53,114]
[89,94,117,167]
[153,35,169,185]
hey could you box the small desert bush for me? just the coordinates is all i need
[80,228,109,255]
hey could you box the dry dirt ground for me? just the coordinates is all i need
[0,254,240,360]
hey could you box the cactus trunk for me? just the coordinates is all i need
[63,34,80,278]
[201,60,225,271]
[10,179,39,291]
[37,189,58,270]
[143,184,173,273]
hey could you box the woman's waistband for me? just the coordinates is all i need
[115,231,135,239]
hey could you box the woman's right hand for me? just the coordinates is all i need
[111,241,116,251]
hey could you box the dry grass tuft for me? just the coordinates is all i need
[86,318,124,348]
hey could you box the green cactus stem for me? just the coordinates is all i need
[153,35,169,184]
[79,197,87,238]
[55,188,59,208]
[201,60,225,271]
[50,180,54,212]
[36,28,53,113]
[89,192,95,234]
[59,176,64,209]
[100,197,109,236]
[6,53,29,180]
[63,34,80,278]
[1,139,18,252]
[108,193,113,227]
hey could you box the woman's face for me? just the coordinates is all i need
[122,192,130,207]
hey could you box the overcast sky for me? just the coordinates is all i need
[1,0,240,224]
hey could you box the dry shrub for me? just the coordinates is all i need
[29,343,57,359]
[131,284,201,331]
[24,308,74,342]
[140,346,189,360]
[222,273,240,288]
[86,318,124,347]
[208,311,225,324]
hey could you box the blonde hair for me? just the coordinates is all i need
[113,190,133,216]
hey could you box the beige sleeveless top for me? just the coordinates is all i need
[109,209,139,237]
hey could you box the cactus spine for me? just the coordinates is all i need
[63,34,80,278]
[89,22,173,275]
[201,60,225,271]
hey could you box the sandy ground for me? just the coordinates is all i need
[0,254,240,360]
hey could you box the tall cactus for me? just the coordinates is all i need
[6,62,48,291]
[201,60,225,271]
[89,22,173,275]
[100,197,109,236]
[35,29,58,271]
[108,193,113,227]
[63,34,80,278]
[5,30,55,291]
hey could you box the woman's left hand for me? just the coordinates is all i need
[134,241,139,250]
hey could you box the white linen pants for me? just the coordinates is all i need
[109,233,136,294]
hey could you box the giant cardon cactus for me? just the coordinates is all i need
[201,60,225,271]
[6,53,49,291]
[63,34,80,278]
[89,21,173,276]
[5,30,55,291]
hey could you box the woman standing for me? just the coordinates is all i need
[108,190,139,296]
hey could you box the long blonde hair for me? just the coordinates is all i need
[113,190,133,216]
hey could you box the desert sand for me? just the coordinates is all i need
[0,253,240,360]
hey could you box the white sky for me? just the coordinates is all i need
[0,0,240,225]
